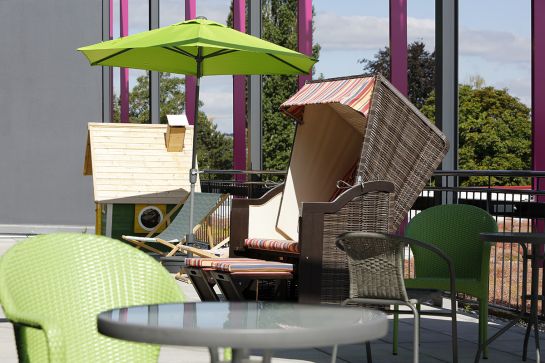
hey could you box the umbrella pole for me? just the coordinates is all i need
[187,48,202,247]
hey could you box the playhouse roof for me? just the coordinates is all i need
[84,122,198,204]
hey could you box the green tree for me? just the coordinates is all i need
[227,0,320,171]
[128,73,185,124]
[113,73,233,172]
[262,0,320,170]
[360,41,435,109]
[421,84,531,185]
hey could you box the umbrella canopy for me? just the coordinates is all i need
[78,17,316,245]
[78,18,316,76]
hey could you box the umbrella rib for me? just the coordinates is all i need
[267,53,308,74]
[91,48,133,65]
[203,49,238,59]
[163,46,196,60]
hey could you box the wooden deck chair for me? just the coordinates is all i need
[122,192,228,257]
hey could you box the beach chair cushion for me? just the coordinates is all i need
[213,260,293,273]
[244,238,300,254]
[185,257,293,273]
[185,257,257,268]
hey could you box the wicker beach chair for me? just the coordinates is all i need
[230,74,449,304]
[123,192,228,257]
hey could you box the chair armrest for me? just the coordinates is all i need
[336,231,457,298]
[300,181,395,215]
[6,310,66,362]
[297,181,395,303]
[230,184,284,256]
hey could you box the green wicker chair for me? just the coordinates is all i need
[397,204,498,359]
[0,233,184,362]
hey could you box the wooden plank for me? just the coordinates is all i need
[84,133,93,175]
[92,154,190,162]
[91,148,192,156]
[93,173,189,180]
[94,179,189,187]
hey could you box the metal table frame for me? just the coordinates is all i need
[476,232,545,363]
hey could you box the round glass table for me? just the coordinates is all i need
[98,301,387,363]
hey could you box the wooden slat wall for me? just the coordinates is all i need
[86,123,198,204]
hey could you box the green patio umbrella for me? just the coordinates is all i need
[78,17,316,244]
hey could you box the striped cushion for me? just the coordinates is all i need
[213,260,293,273]
[185,257,256,268]
[244,238,300,254]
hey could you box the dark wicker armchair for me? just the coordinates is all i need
[231,181,395,304]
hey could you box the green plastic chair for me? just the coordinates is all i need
[394,204,497,359]
[0,233,184,362]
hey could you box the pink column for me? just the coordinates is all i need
[233,0,246,178]
[185,0,196,125]
[298,0,312,89]
[390,0,408,235]
[533,0,545,234]
[109,0,114,122]
[120,0,129,123]
[389,0,408,96]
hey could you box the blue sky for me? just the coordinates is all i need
[112,0,531,133]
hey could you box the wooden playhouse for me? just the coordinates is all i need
[84,122,197,241]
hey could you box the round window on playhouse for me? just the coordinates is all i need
[137,206,164,232]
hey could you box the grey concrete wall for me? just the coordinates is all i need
[0,0,100,229]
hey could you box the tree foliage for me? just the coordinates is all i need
[261,0,320,171]
[227,0,320,171]
[359,41,435,109]
[421,84,531,185]
[363,42,532,185]
[112,73,232,172]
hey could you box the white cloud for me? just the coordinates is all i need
[200,76,234,133]
[315,13,389,51]
[494,76,531,106]
[459,28,530,64]
[315,12,530,66]
[124,0,231,33]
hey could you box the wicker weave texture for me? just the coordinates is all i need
[358,76,449,231]
[321,190,392,303]
[406,204,498,283]
[0,233,184,362]
[337,233,408,301]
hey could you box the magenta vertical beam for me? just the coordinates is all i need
[390,0,408,235]
[109,0,114,122]
[389,0,408,96]
[233,0,246,178]
[185,0,196,125]
[120,0,129,123]
[298,0,312,89]
[533,0,545,236]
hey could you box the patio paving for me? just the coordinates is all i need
[0,236,537,362]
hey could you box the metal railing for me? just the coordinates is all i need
[194,170,285,246]
[198,169,545,316]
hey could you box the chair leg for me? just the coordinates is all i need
[479,299,488,359]
[366,342,372,363]
[330,344,338,363]
[450,293,459,363]
[393,305,399,355]
[407,303,420,363]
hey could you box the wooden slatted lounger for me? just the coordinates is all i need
[184,258,294,301]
